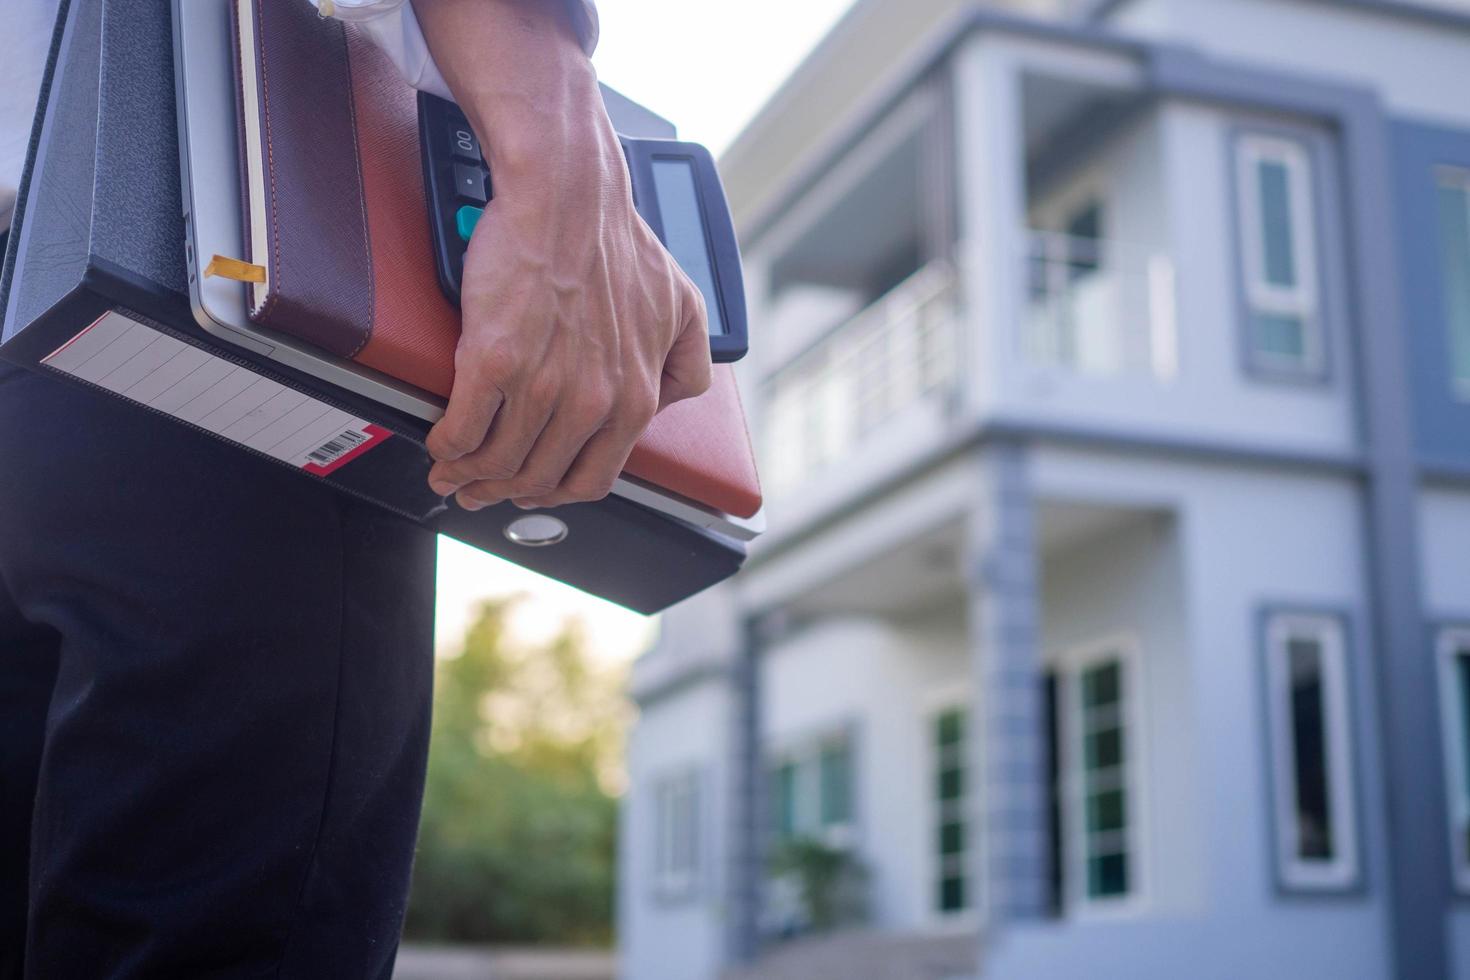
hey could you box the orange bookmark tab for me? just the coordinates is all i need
[204,255,267,284]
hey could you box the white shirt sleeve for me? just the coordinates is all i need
[309,0,599,103]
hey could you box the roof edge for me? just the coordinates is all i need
[729,6,1150,240]
[1087,0,1470,32]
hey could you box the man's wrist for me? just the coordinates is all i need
[415,0,610,200]
[463,60,624,206]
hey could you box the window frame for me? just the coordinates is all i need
[767,726,858,851]
[1234,132,1326,378]
[1049,634,1148,918]
[1434,166,1470,402]
[926,698,974,921]
[1436,626,1470,894]
[651,767,702,903]
[1262,610,1361,892]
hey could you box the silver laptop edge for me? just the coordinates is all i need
[172,0,762,543]
[172,0,447,422]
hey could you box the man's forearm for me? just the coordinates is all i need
[413,0,611,198]
[311,0,598,103]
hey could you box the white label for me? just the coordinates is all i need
[42,311,391,476]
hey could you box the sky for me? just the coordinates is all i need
[434,0,863,663]
[589,0,862,156]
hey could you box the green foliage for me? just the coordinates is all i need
[769,837,868,933]
[404,597,629,946]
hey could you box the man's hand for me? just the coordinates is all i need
[414,0,711,510]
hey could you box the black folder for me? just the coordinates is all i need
[0,0,746,614]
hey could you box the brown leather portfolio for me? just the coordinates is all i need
[231,0,761,519]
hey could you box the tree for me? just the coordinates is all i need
[404,597,629,946]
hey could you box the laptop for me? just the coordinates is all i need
[171,0,762,542]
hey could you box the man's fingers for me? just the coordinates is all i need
[488,410,601,507]
[459,382,619,508]
[511,395,654,509]
[430,394,551,498]
[658,289,713,411]
[426,363,506,466]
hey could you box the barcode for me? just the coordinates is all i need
[307,429,368,465]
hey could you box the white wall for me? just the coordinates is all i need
[988,446,1394,979]
[1040,511,1203,917]
[954,38,1362,457]
[620,678,732,980]
[1150,103,1359,450]
[761,611,971,932]
[1419,487,1470,621]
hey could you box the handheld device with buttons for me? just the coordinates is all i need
[417,93,749,364]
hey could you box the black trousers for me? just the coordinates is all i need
[0,351,438,977]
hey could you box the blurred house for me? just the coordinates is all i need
[617,0,1470,978]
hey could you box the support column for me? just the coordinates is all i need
[967,442,1052,927]
[726,613,774,965]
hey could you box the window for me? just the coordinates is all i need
[1437,628,1470,892]
[1044,674,1064,916]
[769,730,855,846]
[1076,659,1131,901]
[931,706,970,914]
[1236,134,1323,376]
[819,738,854,828]
[1263,612,1359,890]
[1436,169,1470,399]
[653,770,700,900]
[1066,201,1104,283]
[1046,640,1142,912]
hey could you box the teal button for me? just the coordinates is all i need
[455,205,483,242]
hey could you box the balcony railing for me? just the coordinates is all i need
[761,263,960,496]
[1022,230,1177,381]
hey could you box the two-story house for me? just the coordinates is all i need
[617,1,1470,978]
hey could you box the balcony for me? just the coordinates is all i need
[1020,230,1178,382]
[760,263,961,498]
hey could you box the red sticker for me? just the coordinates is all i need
[302,423,393,476]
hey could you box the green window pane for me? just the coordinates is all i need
[937,766,964,802]
[1088,853,1130,898]
[939,820,966,856]
[1085,727,1123,770]
[1258,159,1298,289]
[1086,789,1127,834]
[1254,313,1306,360]
[939,875,967,912]
[1437,179,1470,392]
[820,741,852,828]
[1082,661,1121,709]
[772,763,796,840]
[936,709,965,748]
[935,707,969,914]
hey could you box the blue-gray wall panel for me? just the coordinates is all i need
[1391,119,1470,468]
